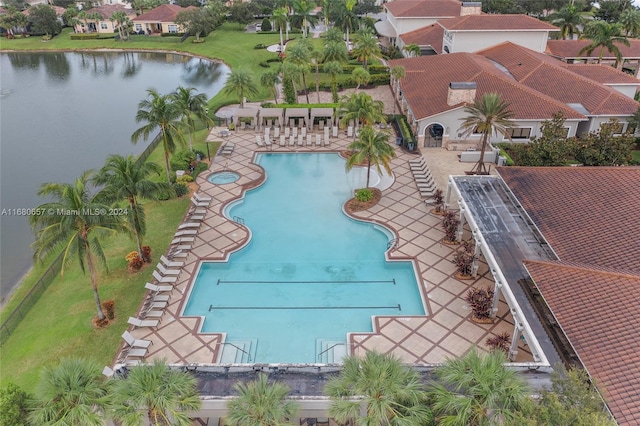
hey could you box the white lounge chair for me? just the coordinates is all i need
[128,317,159,328]
[285,127,290,137]
[188,214,204,222]
[315,135,321,146]
[152,270,178,283]
[274,127,280,138]
[193,192,212,203]
[319,120,324,130]
[171,237,195,245]
[301,127,307,137]
[297,135,304,146]
[293,127,298,137]
[280,135,286,146]
[190,197,209,208]
[289,136,295,146]
[409,157,425,165]
[145,282,173,293]
[143,310,163,318]
[265,137,272,149]
[147,293,169,302]
[347,126,353,137]
[332,126,338,137]
[174,229,197,237]
[178,222,200,230]
[125,347,148,359]
[144,301,167,309]
[156,263,180,276]
[122,330,152,349]
[256,135,264,147]
[324,134,330,146]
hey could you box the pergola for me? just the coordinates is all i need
[232,108,259,131]
[309,108,335,129]
[445,175,559,367]
[284,108,309,129]
[258,108,285,130]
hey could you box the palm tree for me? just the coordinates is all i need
[325,26,344,44]
[261,70,280,104]
[29,358,110,426]
[273,7,289,52]
[352,67,371,90]
[323,40,348,63]
[550,5,590,40]
[336,0,358,49]
[287,43,312,103]
[458,92,513,175]
[292,0,318,38]
[131,89,186,183]
[310,49,324,103]
[324,60,343,103]
[225,374,299,426]
[580,21,631,66]
[110,358,201,426]
[346,126,396,188]
[282,61,302,102]
[620,7,640,37]
[390,65,406,114]
[429,348,529,426]
[223,68,260,108]
[403,43,421,57]
[352,27,380,69]
[30,172,124,321]
[338,92,385,133]
[93,154,169,257]
[171,86,212,151]
[326,351,433,426]
[110,10,131,41]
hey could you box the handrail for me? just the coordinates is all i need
[233,216,245,224]
[220,342,252,363]
[317,342,345,361]
[387,238,397,250]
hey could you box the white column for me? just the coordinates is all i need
[471,236,481,277]
[457,205,466,242]
[509,322,523,362]
[444,179,453,211]
[491,276,501,317]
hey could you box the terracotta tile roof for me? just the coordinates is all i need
[87,4,136,20]
[547,39,640,59]
[133,4,195,22]
[565,64,640,85]
[388,53,585,120]
[479,42,640,115]
[498,167,640,274]
[438,14,558,31]
[384,0,462,18]
[399,24,444,53]
[524,260,640,426]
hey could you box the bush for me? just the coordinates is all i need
[126,251,144,271]
[70,33,99,40]
[102,300,115,320]
[141,245,152,263]
[465,287,495,320]
[192,161,208,178]
[486,331,511,354]
[259,61,270,68]
[266,57,282,63]
[177,174,193,183]
[452,239,475,276]
[170,150,197,172]
[172,182,189,198]
[355,188,373,202]
[0,383,30,426]
[442,210,459,243]
[261,18,272,31]
[254,43,267,49]
[193,149,206,160]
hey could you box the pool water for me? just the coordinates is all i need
[184,153,424,363]
[207,171,240,184]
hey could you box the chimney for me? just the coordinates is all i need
[460,2,482,16]
[447,82,477,106]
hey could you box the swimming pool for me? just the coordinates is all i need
[184,153,424,363]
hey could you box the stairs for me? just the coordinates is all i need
[219,339,257,364]
[316,339,347,364]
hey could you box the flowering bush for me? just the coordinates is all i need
[126,251,144,271]
[141,245,152,263]
[465,287,494,320]
[102,300,115,320]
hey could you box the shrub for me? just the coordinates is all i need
[486,331,511,354]
[452,239,475,277]
[259,61,270,68]
[170,150,197,172]
[431,189,444,212]
[442,210,459,243]
[126,251,144,271]
[102,300,115,320]
[254,43,267,49]
[0,383,30,426]
[192,161,208,179]
[465,287,495,320]
[70,33,99,40]
[177,174,194,183]
[283,77,296,104]
[266,57,282,63]
[141,245,152,263]
[173,182,189,197]
[355,188,373,202]
[261,18,272,31]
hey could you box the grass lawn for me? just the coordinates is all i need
[632,149,640,164]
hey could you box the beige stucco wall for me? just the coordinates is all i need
[443,30,549,54]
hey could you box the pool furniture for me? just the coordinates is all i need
[293,127,298,137]
[280,135,286,146]
[219,129,230,138]
[307,135,312,146]
[124,347,148,359]
[289,136,295,146]
[156,263,180,276]
[319,120,324,130]
[128,317,158,328]
[285,127,290,137]
[144,300,167,309]
[256,135,264,147]
[174,229,197,237]
[298,135,304,146]
[152,270,178,283]
[301,127,307,137]
[324,134,330,146]
[315,135,321,146]
[102,366,114,377]
[265,137,272,150]
[347,126,353,137]
[191,197,209,208]
[160,255,183,268]
[122,331,152,349]
[142,310,163,318]
[145,282,173,293]
[178,222,200,229]
[274,127,280,138]
[332,126,338,137]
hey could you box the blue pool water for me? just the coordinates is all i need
[184,153,424,363]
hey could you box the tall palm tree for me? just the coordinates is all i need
[458,92,513,175]
[292,0,318,38]
[580,20,631,66]
[30,172,124,321]
[338,92,385,132]
[336,0,358,49]
[429,348,529,426]
[325,26,344,44]
[324,60,343,103]
[110,10,132,41]
[352,67,371,90]
[287,43,312,103]
[310,49,324,103]
[325,351,433,426]
[261,70,280,104]
[620,7,640,37]
[323,40,348,63]
[93,154,169,257]
[273,7,289,52]
[223,68,260,108]
[403,43,421,57]
[550,5,591,40]
[352,27,380,69]
[131,89,186,183]
[110,358,201,426]
[171,86,212,151]
[346,126,396,188]
[29,358,110,426]
[390,65,406,114]
[225,374,299,426]
[282,61,302,102]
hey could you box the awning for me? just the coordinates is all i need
[375,19,397,38]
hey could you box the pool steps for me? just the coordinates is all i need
[316,339,347,364]
[219,339,257,363]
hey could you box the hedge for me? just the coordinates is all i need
[69,33,99,40]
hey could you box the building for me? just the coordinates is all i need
[132,4,195,35]
[73,4,135,34]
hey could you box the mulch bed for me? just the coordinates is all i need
[345,188,382,213]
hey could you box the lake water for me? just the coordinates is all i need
[0,51,229,303]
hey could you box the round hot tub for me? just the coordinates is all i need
[207,171,240,185]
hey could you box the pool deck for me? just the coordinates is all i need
[117,122,532,367]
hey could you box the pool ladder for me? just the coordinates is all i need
[387,238,398,250]
[233,216,245,225]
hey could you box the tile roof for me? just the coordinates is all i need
[524,260,640,426]
[438,14,558,31]
[388,53,585,120]
[479,42,640,115]
[384,0,462,18]
[87,4,135,19]
[565,64,640,85]
[133,4,195,22]
[399,24,444,53]
[498,167,640,274]
[546,39,640,59]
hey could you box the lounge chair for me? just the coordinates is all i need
[315,135,321,146]
[332,126,338,137]
[125,347,148,359]
[324,134,330,146]
[417,182,437,191]
[285,127,290,137]
[190,197,209,208]
[319,120,324,130]
[220,142,235,155]
[307,135,312,146]
[102,366,114,377]
[143,310,163,318]
[188,214,204,222]
[156,263,180,276]
[280,135,286,146]
[171,237,195,245]
[122,330,152,349]
[174,229,197,237]
[192,207,207,215]
[289,136,295,146]
[298,135,304,146]
[301,127,307,137]
[409,157,425,165]
[144,301,168,309]
[193,192,212,203]
[293,127,298,137]
[171,250,188,258]
[274,127,280,138]
[152,270,178,283]
[145,282,173,293]
[265,137,272,150]
[256,135,264,147]
[128,317,159,328]
[178,222,200,230]
[347,126,353,137]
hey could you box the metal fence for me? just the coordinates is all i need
[0,133,163,346]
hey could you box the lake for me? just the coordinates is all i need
[0,51,230,303]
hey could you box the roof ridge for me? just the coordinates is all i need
[524,259,640,281]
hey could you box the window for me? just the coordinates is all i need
[168,24,178,33]
[613,122,625,134]
[100,22,107,30]
[135,23,142,32]
[561,127,570,138]
[507,127,531,139]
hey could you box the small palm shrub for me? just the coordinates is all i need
[486,331,511,354]
[355,188,373,202]
[431,189,444,213]
[172,183,189,198]
[466,287,494,320]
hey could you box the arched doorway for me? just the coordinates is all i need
[424,123,444,147]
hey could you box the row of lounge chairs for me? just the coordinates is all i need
[409,156,438,198]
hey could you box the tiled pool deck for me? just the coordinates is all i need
[116,123,532,366]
